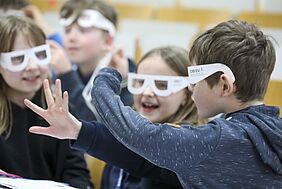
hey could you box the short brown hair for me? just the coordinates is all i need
[60,0,118,28]
[0,0,30,10]
[189,20,276,102]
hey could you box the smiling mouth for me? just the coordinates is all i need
[142,102,159,112]
[23,75,40,82]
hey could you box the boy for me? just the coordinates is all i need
[89,19,282,188]
[24,20,282,188]
[52,0,136,121]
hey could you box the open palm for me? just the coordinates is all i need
[24,79,81,139]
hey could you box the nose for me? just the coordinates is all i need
[142,85,155,97]
[188,84,195,92]
[25,57,39,71]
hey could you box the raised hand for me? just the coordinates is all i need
[24,79,81,139]
[108,46,129,80]
[48,40,72,75]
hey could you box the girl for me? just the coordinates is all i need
[0,16,93,188]
[24,46,204,188]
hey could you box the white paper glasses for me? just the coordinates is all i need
[188,63,235,85]
[60,9,116,37]
[128,73,190,97]
[0,44,51,72]
[128,63,235,96]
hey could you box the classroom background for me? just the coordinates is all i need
[29,0,282,188]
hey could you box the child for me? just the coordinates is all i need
[52,0,136,121]
[25,20,282,188]
[24,46,202,189]
[0,16,93,188]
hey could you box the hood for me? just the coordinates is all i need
[229,105,282,174]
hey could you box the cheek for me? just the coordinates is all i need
[83,37,105,57]
[1,69,19,79]
[40,66,49,77]
[133,95,142,111]
[1,71,22,87]
[191,85,201,103]
[159,94,183,111]
[86,32,105,45]
[161,92,186,114]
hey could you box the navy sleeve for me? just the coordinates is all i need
[72,121,181,186]
[91,68,220,175]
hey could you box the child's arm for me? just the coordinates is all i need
[75,121,181,186]
[92,68,220,172]
[24,80,180,185]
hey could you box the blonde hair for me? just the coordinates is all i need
[0,16,46,136]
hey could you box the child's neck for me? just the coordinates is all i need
[8,90,35,108]
[79,62,98,76]
[79,55,106,77]
[226,99,264,114]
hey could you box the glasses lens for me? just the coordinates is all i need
[154,80,168,90]
[11,55,25,65]
[132,78,145,89]
[35,50,47,60]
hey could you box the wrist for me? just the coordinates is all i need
[73,121,82,140]
[70,113,82,140]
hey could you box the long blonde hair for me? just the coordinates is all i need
[0,16,46,136]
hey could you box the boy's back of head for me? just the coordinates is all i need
[0,0,29,10]
[60,0,118,28]
[189,20,276,103]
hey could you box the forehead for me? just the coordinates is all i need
[137,55,178,76]
[12,33,34,51]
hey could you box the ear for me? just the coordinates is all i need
[102,34,114,51]
[220,74,235,97]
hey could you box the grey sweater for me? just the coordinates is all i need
[92,68,282,189]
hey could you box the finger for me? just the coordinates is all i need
[62,91,69,112]
[43,79,55,107]
[116,48,124,57]
[55,79,63,106]
[29,126,59,138]
[24,99,45,117]
[21,6,33,18]
[113,46,124,57]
